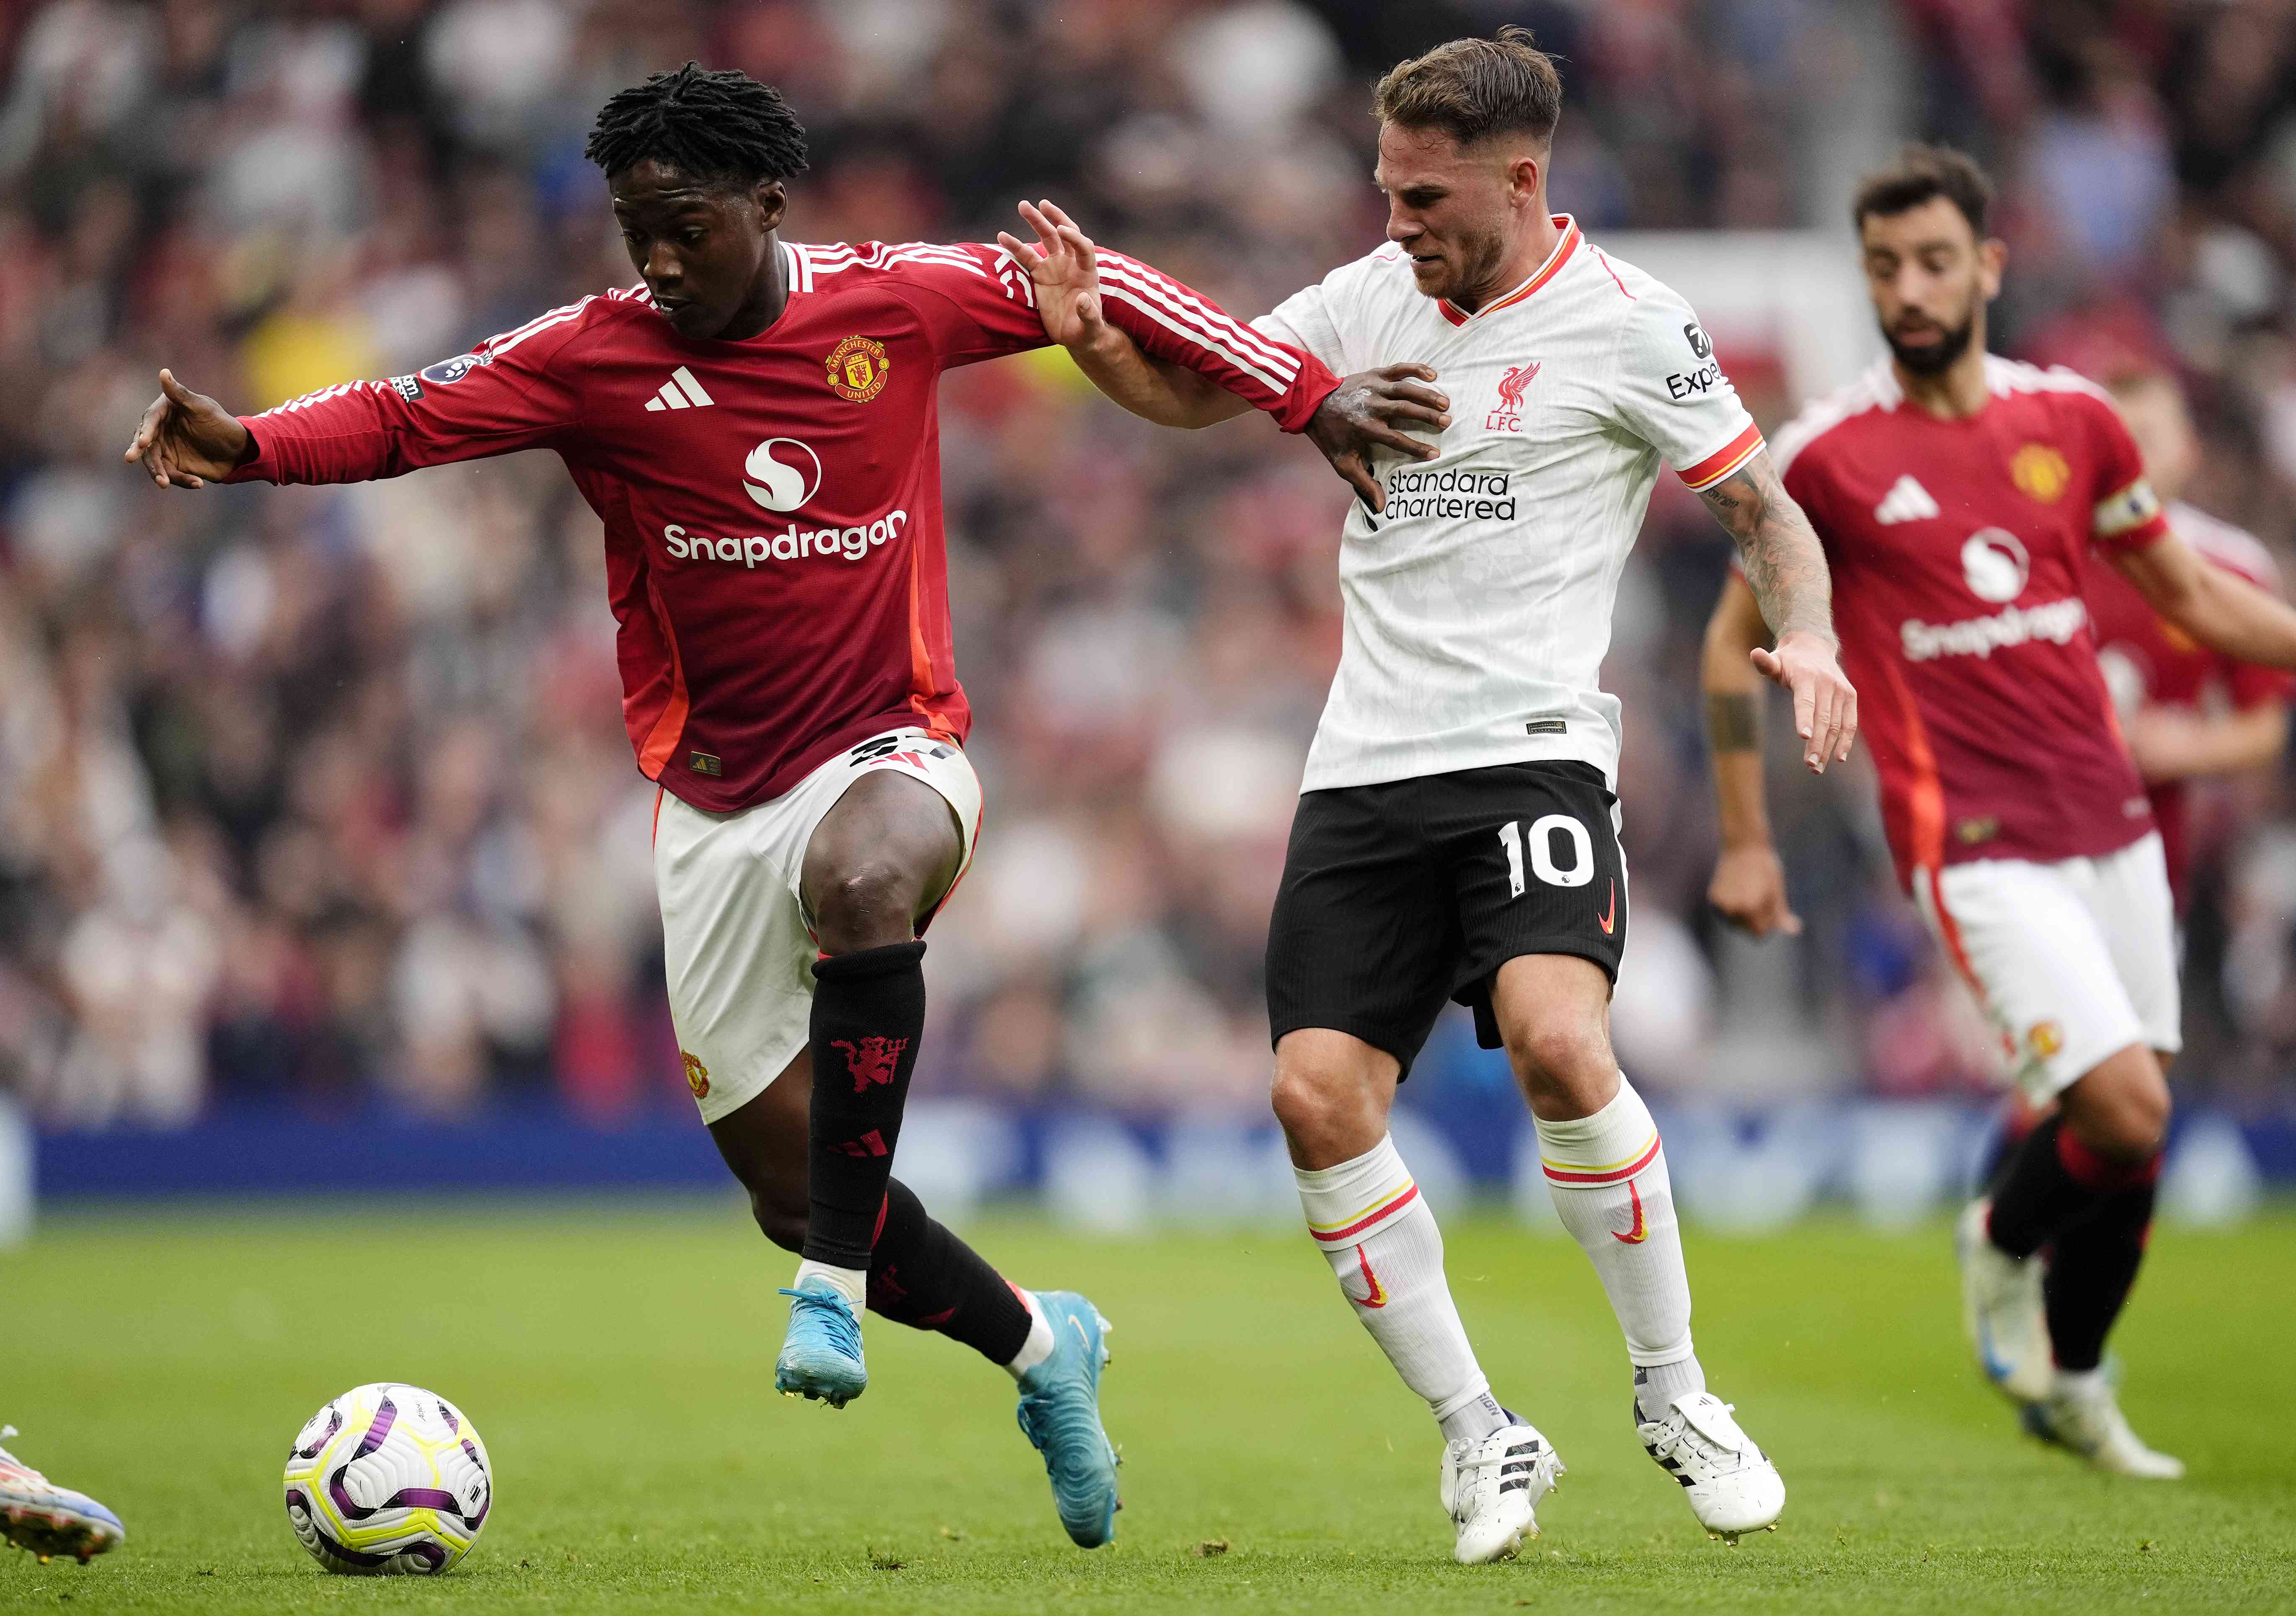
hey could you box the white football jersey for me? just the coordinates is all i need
[1255,215,1761,791]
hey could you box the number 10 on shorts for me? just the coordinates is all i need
[1499,815,1595,896]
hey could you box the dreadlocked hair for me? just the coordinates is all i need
[584,63,809,188]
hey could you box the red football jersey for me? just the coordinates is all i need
[225,240,1338,811]
[2087,500,2295,904]
[1773,356,2169,890]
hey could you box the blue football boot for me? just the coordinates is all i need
[1015,1292,1120,1548]
[775,1279,868,1408]
[0,1427,124,1563]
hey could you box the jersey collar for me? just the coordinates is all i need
[1436,215,1580,327]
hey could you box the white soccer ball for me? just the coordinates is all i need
[282,1383,492,1575]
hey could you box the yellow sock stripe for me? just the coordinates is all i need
[1539,1127,1661,1180]
[1306,1179,1418,1242]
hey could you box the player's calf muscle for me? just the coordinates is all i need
[707,1059,811,1248]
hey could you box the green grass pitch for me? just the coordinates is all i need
[5,1201,2293,1613]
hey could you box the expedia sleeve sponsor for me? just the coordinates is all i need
[1382,466,1514,522]
[2092,478,2162,540]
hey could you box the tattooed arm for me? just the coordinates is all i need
[1694,447,1858,772]
[1700,568,1800,937]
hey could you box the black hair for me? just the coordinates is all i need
[1853,143,1992,236]
[584,63,809,189]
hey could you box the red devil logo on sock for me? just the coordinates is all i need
[832,1035,909,1093]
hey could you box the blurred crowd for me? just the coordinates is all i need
[7,0,2296,1129]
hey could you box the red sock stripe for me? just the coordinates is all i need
[1542,1132,1661,1186]
[2054,1126,2163,1191]
[1308,1182,1420,1245]
[872,1193,890,1246]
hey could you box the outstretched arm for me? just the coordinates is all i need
[997,200,1449,508]
[1701,568,1801,937]
[124,312,581,490]
[2113,534,2296,669]
[1695,448,1858,773]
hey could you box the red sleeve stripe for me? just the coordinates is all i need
[1098,264,1299,384]
[1100,250,1298,374]
[1676,423,1765,491]
[1098,252,1300,381]
[1098,269,1299,396]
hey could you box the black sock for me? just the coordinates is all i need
[868,1177,1033,1366]
[803,940,927,1270]
[1986,1115,2109,1259]
[2043,1172,2158,1372]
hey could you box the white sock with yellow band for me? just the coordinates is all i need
[1534,1076,1703,1420]
[1294,1134,1503,1443]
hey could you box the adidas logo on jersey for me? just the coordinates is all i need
[644,366,715,411]
[1873,475,1940,524]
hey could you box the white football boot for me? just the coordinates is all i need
[1636,1392,1785,1542]
[1956,1197,2053,1403]
[1438,1414,1563,1564]
[2024,1375,2185,1479]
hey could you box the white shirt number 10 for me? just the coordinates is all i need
[1500,815,1594,897]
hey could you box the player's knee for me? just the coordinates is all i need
[1268,1064,1329,1138]
[1503,1017,1613,1099]
[1270,1064,1364,1154]
[2097,1079,2171,1159]
[2070,1058,2172,1159]
[813,861,921,953]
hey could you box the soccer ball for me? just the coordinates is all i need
[282,1383,492,1575]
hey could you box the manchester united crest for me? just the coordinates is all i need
[682,1050,710,1099]
[2010,443,2071,503]
[826,335,891,402]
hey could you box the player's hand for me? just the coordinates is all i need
[997,199,1106,352]
[1306,364,1449,513]
[123,369,252,489]
[1750,628,1857,774]
[1708,842,1801,937]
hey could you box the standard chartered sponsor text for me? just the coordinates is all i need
[1900,596,2088,662]
[664,511,908,567]
[1382,465,1516,522]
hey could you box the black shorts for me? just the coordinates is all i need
[1265,760,1627,1076]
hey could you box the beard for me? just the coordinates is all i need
[1883,310,1976,376]
[1418,227,1510,307]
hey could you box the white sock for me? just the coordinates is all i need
[793,1258,866,1309]
[1535,1076,1699,1419]
[2052,1365,2108,1401]
[1634,1355,1707,1423]
[1296,1135,1493,1435]
[1004,1288,1056,1381]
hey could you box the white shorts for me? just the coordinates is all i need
[1911,832,2180,1103]
[653,729,982,1124]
